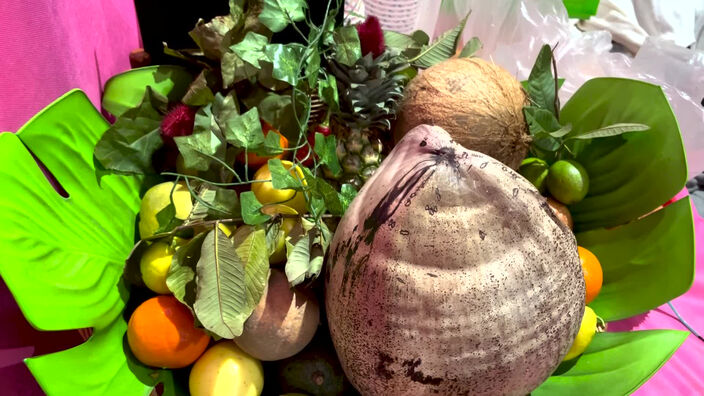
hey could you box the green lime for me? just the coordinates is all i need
[518,157,549,194]
[546,160,590,205]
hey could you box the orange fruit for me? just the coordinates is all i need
[237,120,288,167]
[578,246,603,304]
[127,296,210,368]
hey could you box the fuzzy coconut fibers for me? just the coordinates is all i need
[394,57,531,170]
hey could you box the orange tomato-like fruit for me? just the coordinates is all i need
[127,296,210,368]
[237,120,288,167]
[578,246,603,304]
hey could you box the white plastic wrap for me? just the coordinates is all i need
[427,0,704,178]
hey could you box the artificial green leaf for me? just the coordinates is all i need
[284,219,331,286]
[316,177,345,216]
[224,107,265,149]
[314,133,342,177]
[174,129,226,172]
[411,30,430,45]
[189,15,240,60]
[306,49,321,88]
[154,202,184,234]
[207,186,241,217]
[410,13,468,68]
[193,226,240,338]
[182,70,216,106]
[318,74,339,112]
[576,197,695,321]
[459,37,482,58]
[339,183,358,213]
[229,0,244,17]
[383,30,419,52]
[560,78,688,231]
[167,232,207,310]
[264,43,306,85]
[231,31,270,68]
[0,90,162,394]
[102,65,192,117]
[268,159,304,190]
[232,225,270,314]
[240,191,271,225]
[259,0,307,33]
[534,330,687,395]
[187,186,215,223]
[221,51,259,87]
[568,123,650,140]
[211,92,240,132]
[94,88,166,176]
[523,44,559,116]
[334,26,362,67]
[562,0,600,19]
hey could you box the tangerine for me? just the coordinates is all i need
[578,246,603,304]
[237,120,288,167]
[127,296,210,368]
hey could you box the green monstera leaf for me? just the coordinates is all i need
[535,330,688,395]
[577,197,695,322]
[102,65,193,117]
[0,90,180,395]
[560,78,688,232]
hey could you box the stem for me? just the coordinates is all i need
[551,43,560,120]
[668,301,704,342]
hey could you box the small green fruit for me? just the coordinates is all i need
[547,160,590,205]
[519,157,549,194]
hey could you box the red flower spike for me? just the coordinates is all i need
[356,16,385,57]
[160,104,197,146]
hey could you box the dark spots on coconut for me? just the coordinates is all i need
[480,161,488,169]
[420,140,427,147]
[400,229,410,236]
[426,273,438,278]
[402,358,443,385]
[367,319,373,327]
[396,277,406,284]
[376,352,396,380]
[512,188,519,198]
[479,230,486,240]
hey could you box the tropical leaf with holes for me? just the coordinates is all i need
[0,90,181,395]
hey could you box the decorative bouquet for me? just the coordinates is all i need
[0,1,695,395]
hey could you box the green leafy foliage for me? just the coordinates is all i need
[240,191,271,225]
[576,197,695,321]
[268,159,304,190]
[459,37,482,58]
[569,123,650,140]
[189,14,241,60]
[259,0,307,33]
[535,330,688,395]
[314,133,342,177]
[523,44,559,117]
[409,13,469,68]
[167,232,207,310]
[154,202,185,234]
[333,26,362,67]
[93,88,166,176]
[284,218,332,286]
[231,31,270,68]
[193,225,269,338]
[264,43,306,85]
[182,70,217,106]
[224,107,264,149]
[318,73,339,112]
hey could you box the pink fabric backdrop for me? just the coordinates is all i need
[0,1,703,395]
[0,0,141,394]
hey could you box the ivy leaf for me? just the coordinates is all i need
[268,159,303,190]
[230,31,270,69]
[189,184,241,219]
[259,0,307,33]
[212,91,240,131]
[306,49,321,88]
[174,129,226,171]
[221,51,258,88]
[264,43,306,85]
[523,44,558,116]
[166,232,207,310]
[182,70,217,106]
[240,191,271,225]
[316,177,344,216]
[410,13,468,68]
[314,133,342,177]
[339,183,358,212]
[318,74,339,112]
[284,219,332,286]
[193,225,269,338]
[93,87,165,176]
[334,26,362,67]
[251,130,283,157]
[154,202,184,234]
[567,123,650,140]
[459,37,482,58]
[224,108,265,149]
[189,15,240,60]
[256,93,299,139]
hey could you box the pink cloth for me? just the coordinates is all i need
[610,191,704,395]
[0,0,140,394]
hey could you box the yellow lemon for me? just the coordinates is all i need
[261,204,299,265]
[138,181,193,239]
[251,161,307,214]
[189,342,264,396]
[140,241,174,294]
[563,306,598,361]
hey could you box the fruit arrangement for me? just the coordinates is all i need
[0,1,697,395]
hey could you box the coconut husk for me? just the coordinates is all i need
[394,57,531,169]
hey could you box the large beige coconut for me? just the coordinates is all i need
[394,58,530,170]
[326,125,584,395]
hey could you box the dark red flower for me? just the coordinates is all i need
[356,16,385,57]
[160,103,196,146]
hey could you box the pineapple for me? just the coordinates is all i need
[326,51,410,188]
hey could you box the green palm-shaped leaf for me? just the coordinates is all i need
[0,90,179,395]
[536,330,688,395]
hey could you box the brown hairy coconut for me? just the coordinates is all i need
[394,57,530,170]
[326,125,584,395]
